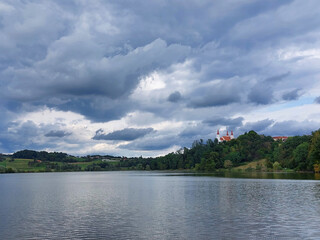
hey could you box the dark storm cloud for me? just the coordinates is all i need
[189,93,240,108]
[0,1,69,65]
[93,128,154,141]
[188,80,242,108]
[261,120,319,136]
[55,96,135,122]
[45,130,71,138]
[0,1,294,107]
[0,0,314,119]
[11,121,39,138]
[167,91,182,103]
[0,121,57,153]
[240,119,274,133]
[314,96,320,104]
[178,124,212,138]
[203,117,244,129]
[264,72,290,83]
[0,37,190,122]
[108,0,292,47]
[248,73,290,105]
[248,86,273,105]
[1,38,190,101]
[282,89,301,101]
[1,0,320,155]
[229,0,320,45]
[119,136,177,151]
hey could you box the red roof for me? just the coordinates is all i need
[220,136,231,141]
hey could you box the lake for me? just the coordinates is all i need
[1,171,320,239]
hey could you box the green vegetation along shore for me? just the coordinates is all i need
[1,129,320,174]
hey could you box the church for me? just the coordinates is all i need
[216,129,234,142]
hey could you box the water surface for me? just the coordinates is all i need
[1,171,320,239]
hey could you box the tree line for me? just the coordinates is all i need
[6,129,320,172]
[12,150,77,162]
[117,129,320,172]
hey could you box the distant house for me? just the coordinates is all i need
[216,130,235,143]
[272,136,288,142]
[102,158,113,162]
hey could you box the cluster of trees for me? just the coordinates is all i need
[13,150,79,162]
[114,129,320,172]
[270,130,320,171]
[0,166,15,173]
[119,131,276,171]
[5,129,320,173]
[0,154,14,173]
[0,154,6,161]
[85,162,121,171]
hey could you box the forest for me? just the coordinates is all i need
[119,129,320,172]
[1,129,320,173]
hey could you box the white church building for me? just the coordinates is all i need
[216,129,235,142]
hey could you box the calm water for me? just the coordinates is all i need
[1,172,320,239]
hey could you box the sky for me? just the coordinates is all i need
[1,0,320,156]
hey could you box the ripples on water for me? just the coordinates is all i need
[1,172,320,239]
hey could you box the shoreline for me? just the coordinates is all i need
[1,168,319,181]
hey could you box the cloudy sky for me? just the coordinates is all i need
[1,0,320,156]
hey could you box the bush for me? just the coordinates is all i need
[0,166,6,173]
[245,167,254,172]
[6,167,16,173]
[273,161,282,171]
[256,163,262,171]
[224,160,233,169]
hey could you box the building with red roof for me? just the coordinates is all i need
[272,136,288,141]
[216,129,234,143]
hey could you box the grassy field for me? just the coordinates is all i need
[233,159,268,171]
[69,161,100,170]
[1,158,46,172]
[0,157,122,172]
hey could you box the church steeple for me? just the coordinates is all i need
[216,129,220,142]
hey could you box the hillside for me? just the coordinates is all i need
[1,129,320,173]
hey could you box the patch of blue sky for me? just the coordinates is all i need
[261,97,314,113]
